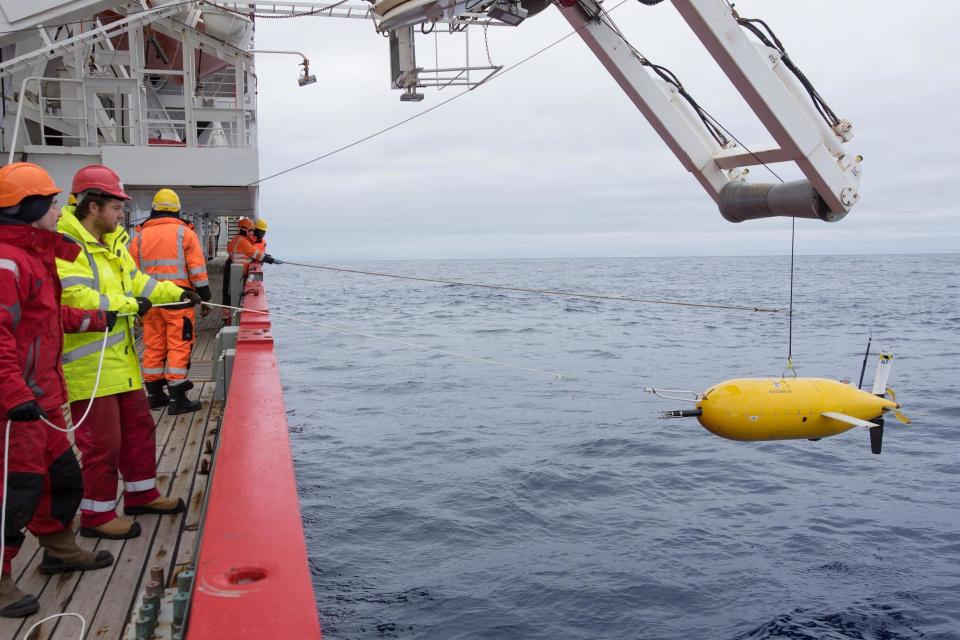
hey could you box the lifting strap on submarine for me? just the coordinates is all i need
[278,262,783,313]
[203,302,570,380]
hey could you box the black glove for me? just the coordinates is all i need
[136,297,153,316]
[7,400,47,422]
[180,290,202,305]
[262,254,276,265]
[196,285,212,302]
[104,311,118,331]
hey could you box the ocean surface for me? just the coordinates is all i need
[267,254,959,640]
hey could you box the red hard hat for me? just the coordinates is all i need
[0,162,60,208]
[71,164,130,200]
[237,217,255,231]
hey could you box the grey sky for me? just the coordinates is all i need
[250,0,960,260]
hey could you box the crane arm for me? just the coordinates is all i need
[559,0,862,222]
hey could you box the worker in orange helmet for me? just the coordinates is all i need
[129,189,210,414]
[252,217,268,254]
[0,163,116,618]
[221,217,281,311]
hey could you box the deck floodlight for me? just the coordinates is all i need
[249,49,317,87]
[487,2,527,25]
[298,60,317,87]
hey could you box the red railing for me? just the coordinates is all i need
[187,268,322,638]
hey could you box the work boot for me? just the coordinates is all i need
[145,379,170,409]
[125,496,186,516]
[38,528,114,575]
[167,383,201,415]
[0,574,38,618]
[80,516,141,540]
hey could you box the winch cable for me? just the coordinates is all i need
[279,261,784,313]
[686,105,797,374]
[203,302,570,380]
[183,0,633,212]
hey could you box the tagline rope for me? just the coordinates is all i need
[203,302,569,380]
[279,262,783,313]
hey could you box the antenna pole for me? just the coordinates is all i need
[857,334,872,389]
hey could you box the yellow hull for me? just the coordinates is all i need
[696,377,897,441]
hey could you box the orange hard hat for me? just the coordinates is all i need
[71,164,130,200]
[237,217,255,231]
[0,162,60,209]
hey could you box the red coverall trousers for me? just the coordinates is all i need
[71,391,160,527]
[1,408,81,574]
[141,306,195,386]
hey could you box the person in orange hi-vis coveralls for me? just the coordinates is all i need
[252,217,268,254]
[221,217,280,316]
[129,189,210,414]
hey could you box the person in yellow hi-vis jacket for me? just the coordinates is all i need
[57,165,199,540]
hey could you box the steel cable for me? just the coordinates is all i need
[279,261,784,313]
[203,302,570,379]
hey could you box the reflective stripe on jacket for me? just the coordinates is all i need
[130,217,209,289]
[57,206,183,402]
[0,224,108,413]
[226,234,264,267]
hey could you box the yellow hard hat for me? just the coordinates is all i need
[67,193,77,206]
[255,217,268,231]
[152,188,181,212]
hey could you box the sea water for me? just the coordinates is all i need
[269,254,959,640]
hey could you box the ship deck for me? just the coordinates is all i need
[0,262,227,640]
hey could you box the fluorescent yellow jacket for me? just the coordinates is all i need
[57,206,183,401]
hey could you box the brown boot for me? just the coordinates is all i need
[79,516,142,540]
[124,496,186,516]
[38,528,114,575]
[0,574,38,618]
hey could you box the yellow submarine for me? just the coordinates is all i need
[647,353,909,454]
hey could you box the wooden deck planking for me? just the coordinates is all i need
[0,260,227,640]
[64,386,216,640]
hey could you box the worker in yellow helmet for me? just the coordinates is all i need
[129,189,210,414]
[252,217,268,254]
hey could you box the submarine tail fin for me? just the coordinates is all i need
[821,412,878,429]
[869,422,884,454]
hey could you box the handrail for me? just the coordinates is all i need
[187,266,322,639]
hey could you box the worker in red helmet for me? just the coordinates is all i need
[0,163,116,618]
[129,189,210,414]
[57,165,194,540]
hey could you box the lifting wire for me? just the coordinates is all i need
[183,0,633,212]
[202,301,570,380]
[686,107,797,375]
[279,261,784,313]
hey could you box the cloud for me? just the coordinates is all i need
[249,0,960,259]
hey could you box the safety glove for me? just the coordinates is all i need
[7,400,48,422]
[262,254,276,264]
[136,297,153,316]
[101,310,119,330]
[180,290,202,305]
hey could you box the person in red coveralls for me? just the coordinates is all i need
[0,163,115,618]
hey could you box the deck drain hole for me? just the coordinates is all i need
[227,567,267,584]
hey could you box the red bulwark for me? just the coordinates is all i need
[187,273,322,639]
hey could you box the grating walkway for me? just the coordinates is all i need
[0,261,227,640]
